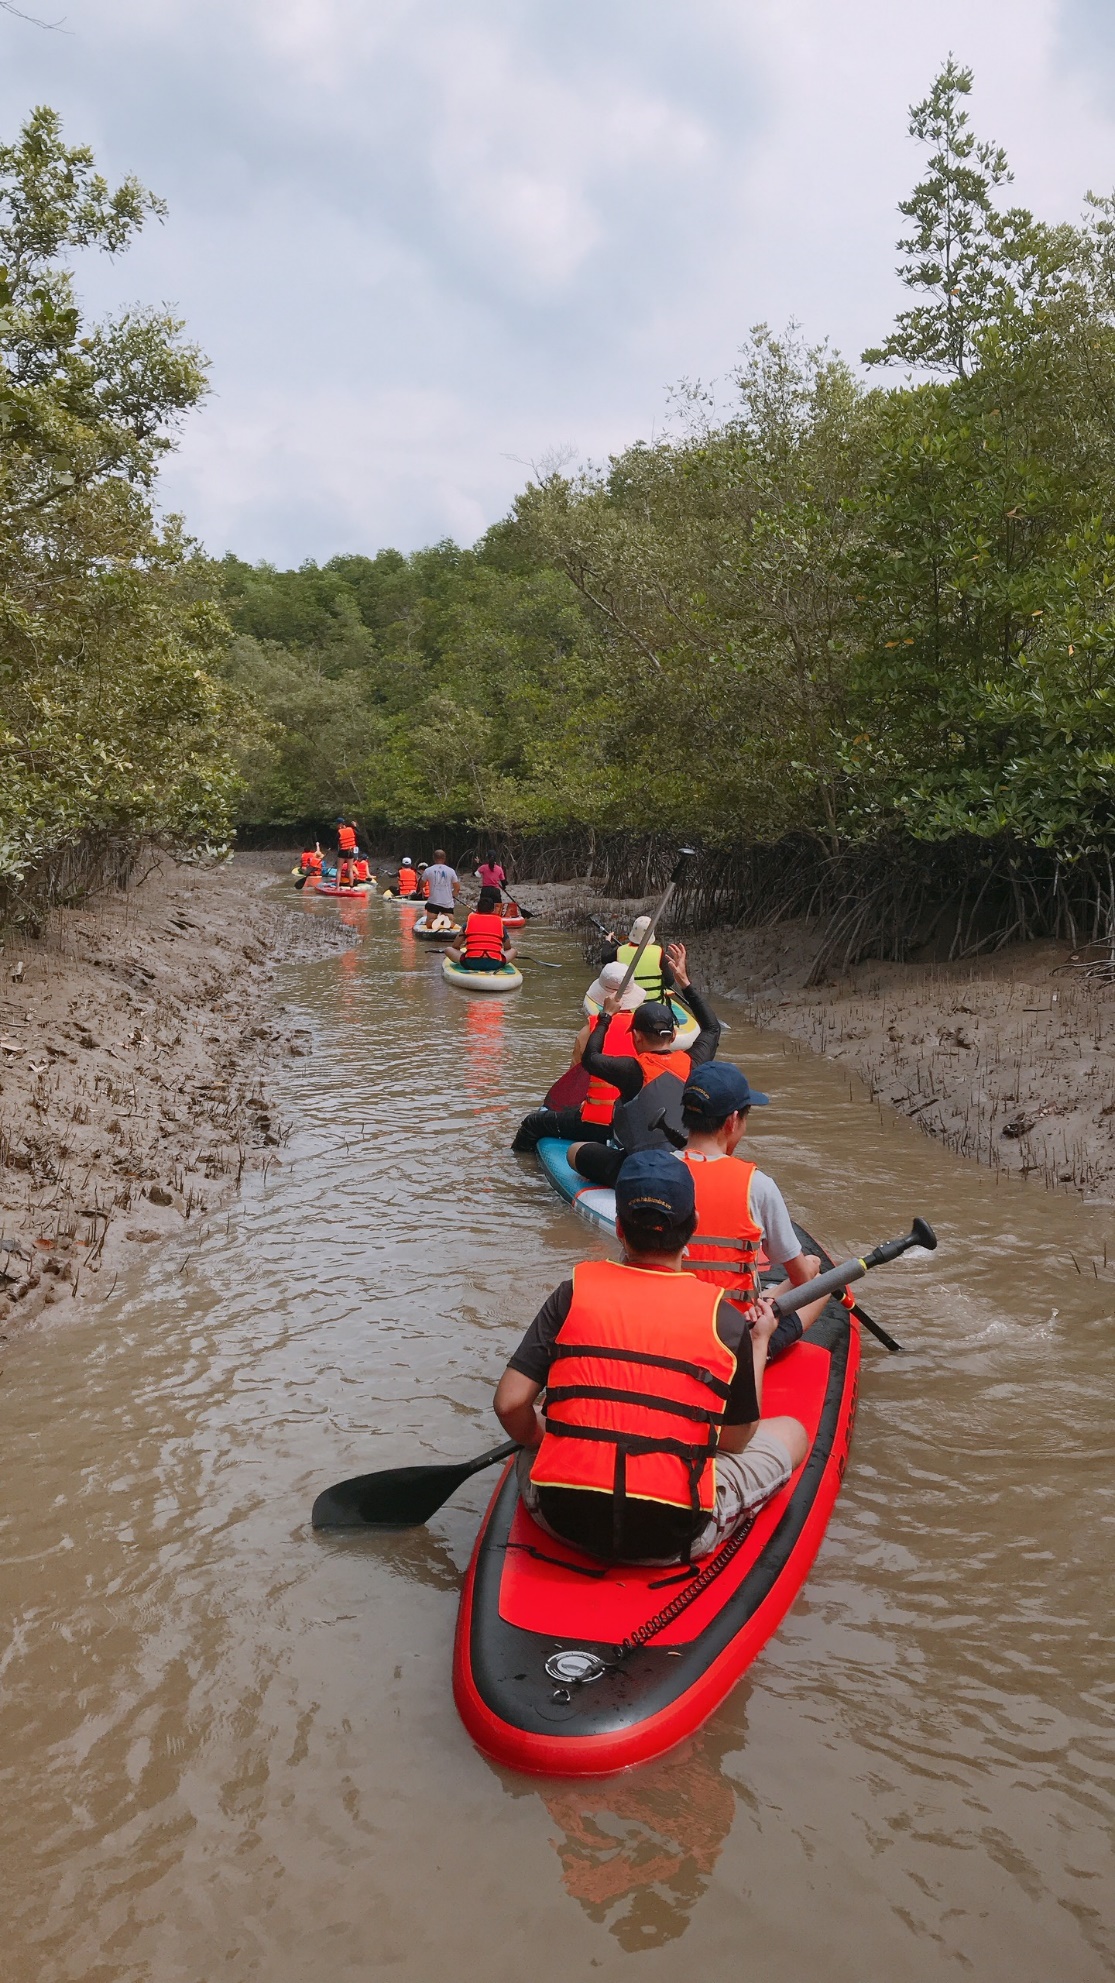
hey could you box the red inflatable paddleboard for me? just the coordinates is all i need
[454,1251,858,1777]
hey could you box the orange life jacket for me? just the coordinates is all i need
[462,911,506,961]
[338,825,357,853]
[308,851,323,873]
[530,1260,734,1537]
[300,851,314,870]
[581,1011,638,1125]
[353,859,370,882]
[635,1046,692,1087]
[682,1155,762,1305]
[398,864,418,895]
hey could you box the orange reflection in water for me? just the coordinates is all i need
[463,994,506,1110]
[529,1714,743,1952]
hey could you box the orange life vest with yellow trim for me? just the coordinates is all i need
[462,911,506,961]
[530,1260,735,1545]
[581,1011,638,1125]
[682,1154,763,1305]
[397,864,418,895]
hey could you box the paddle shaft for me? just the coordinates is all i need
[613,850,695,1004]
[769,1220,935,1349]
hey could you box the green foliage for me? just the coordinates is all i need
[0,107,243,894]
[862,58,1074,377]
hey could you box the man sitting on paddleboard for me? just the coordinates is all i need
[561,944,720,1187]
[447,887,517,970]
[599,915,678,1002]
[493,1151,807,1564]
[680,1061,829,1361]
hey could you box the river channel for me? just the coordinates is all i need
[2,887,1113,1982]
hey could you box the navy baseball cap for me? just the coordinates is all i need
[631,1000,676,1038]
[615,1150,695,1226]
[682,1062,769,1118]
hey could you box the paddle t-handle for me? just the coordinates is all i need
[771,1216,936,1321]
[614,847,697,1004]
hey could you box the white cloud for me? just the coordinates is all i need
[0,0,1112,561]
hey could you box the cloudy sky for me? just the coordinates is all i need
[1,0,1113,564]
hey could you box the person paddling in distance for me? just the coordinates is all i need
[680,1062,828,1361]
[448,886,517,971]
[493,1151,808,1565]
[510,962,645,1153]
[423,848,460,924]
[600,915,678,1003]
[563,943,720,1188]
[475,850,507,896]
[336,818,359,866]
[396,856,419,899]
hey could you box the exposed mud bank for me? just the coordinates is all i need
[536,881,1115,1204]
[0,851,352,1338]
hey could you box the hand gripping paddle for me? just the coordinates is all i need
[771,1215,937,1352]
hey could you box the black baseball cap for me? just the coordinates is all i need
[682,1062,769,1117]
[631,1000,676,1038]
[615,1150,695,1225]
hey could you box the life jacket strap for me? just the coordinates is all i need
[545,1384,721,1423]
[548,1340,731,1397]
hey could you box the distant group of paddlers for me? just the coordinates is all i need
[295,825,526,965]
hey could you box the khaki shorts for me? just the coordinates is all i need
[517,1428,794,1566]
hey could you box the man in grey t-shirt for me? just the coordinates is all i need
[423,848,460,916]
[679,1061,830,1359]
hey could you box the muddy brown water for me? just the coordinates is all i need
[2,890,1114,1982]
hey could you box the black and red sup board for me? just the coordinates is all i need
[454,1276,859,1777]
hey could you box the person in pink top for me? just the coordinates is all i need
[475,851,506,894]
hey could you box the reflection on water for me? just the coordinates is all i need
[530,1715,743,1951]
[1,884,1114,1983]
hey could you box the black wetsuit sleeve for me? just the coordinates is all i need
[682,983,721,1068]
[714,1302,762,1423]
[507,1281,574,1384]
[600,941,619,966]
[580,1015,645,1101]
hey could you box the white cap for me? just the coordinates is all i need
[586,960,646,1012]
[628,915,652,941]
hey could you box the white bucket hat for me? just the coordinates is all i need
[628,915,652,942]
[586,960,646,1012]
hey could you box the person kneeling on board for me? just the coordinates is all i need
[680,1061,828,1362]
[493,1151,807,1564]
[562,944,720,1188]
[509,961,644,1153]
[447,887,517,970]
[396,857,419,899]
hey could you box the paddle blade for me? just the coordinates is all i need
[311,1440,518,1530]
